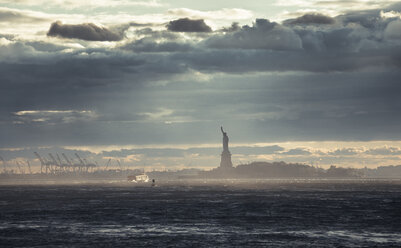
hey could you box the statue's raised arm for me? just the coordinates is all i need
[221,126,224,134]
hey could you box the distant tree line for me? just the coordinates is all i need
[200,161,366,179]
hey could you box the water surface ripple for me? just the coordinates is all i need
[0,180,400,247]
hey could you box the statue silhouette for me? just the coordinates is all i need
[220,126,233,169]
[221,126,229,152]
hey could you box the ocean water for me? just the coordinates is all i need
[0,180,400,247]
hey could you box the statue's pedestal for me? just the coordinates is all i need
[220,150,233,169]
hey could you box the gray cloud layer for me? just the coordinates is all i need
[2,6,401,148]
[166,18,212,32]
[47,21,122,41]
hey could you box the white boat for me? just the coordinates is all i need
[127,173,149,183]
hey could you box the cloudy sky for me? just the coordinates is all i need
[2,0,401,171]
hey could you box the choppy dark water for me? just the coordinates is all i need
[0,180,400,247]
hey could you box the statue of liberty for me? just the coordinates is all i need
[220,126,233,169]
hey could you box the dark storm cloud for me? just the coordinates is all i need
[2,70,401,147]
[180,13,401,72]
[205,19,302,50]
[101,10,401,72]
[166,18,212,32]
[47,21,122,41]
[170,46,398,73]
[0,38,195,147]
[284,13,335,25]
[3,6,401,147]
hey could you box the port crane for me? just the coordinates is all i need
[49,153,59,173]
[105,158,111,170]
[34,152,47,174]
[26,160,32,174]
[62,153,74,172]
[32,152,98,174]
[75,153,85,172]
[15,161,25,174]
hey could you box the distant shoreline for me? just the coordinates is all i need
[1,177,400,186]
